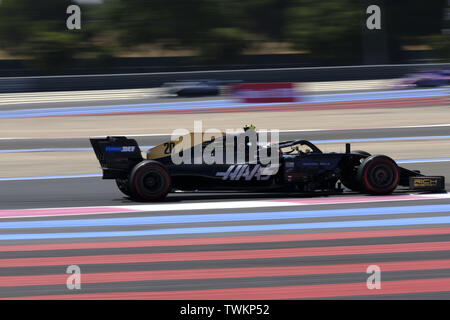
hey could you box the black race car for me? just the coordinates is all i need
[161,79,241,97]
[162,80,221,97]
[90,132,445,201]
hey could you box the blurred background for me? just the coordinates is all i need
[0,0,447,77]
[0,0,450,301]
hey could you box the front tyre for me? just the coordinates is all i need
[129,161,171,201]
[357,155,399,195]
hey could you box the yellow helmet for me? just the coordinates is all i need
[243,124,256,131]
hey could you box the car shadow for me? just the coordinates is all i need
[114,189,430,204]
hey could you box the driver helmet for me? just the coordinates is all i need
[243,124,256,131]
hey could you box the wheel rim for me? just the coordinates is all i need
[142,172,163,193]
[368,163,395,189]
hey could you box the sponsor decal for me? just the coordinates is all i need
[216,164,276,181]
[302,162,331,166]
[410,176,445,190]
[105,146,136,153]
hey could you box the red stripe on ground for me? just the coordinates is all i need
[2,241,450,268]
[6,277,450,299]
[40,97,447,118]
[1,259,449,287]
[1,227,450,252]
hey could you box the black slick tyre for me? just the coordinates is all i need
[357,155,399,195]
[129,161,171,201]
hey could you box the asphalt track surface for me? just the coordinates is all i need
[1,142,450,299]
[0,88,447,118]
[1,126,450,150]
[0,89,449,299]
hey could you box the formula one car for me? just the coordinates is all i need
[161,79,242,97]
[90,131,445,201]
[398,70,450,88]
[162,80,221,97]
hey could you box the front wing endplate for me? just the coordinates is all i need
[409,176,446,191]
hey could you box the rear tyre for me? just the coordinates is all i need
[129,161,171,201]
[340,150,371,191]
[115,178,130,196]
[357,155,399,195]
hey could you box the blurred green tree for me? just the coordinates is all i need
[234,0,289,40]
[385,0,448,62]
[0,0,447,70]
[103,0,255,62]
[285,0,448,64]
[428,34,450,61]
[0,0,93,72]
[285,0,363,64]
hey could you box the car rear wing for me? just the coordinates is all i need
[90,136,143,179]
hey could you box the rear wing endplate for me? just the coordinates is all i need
[90,136,143,179]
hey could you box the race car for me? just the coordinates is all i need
[162,80,221,97]
[90,131,445,201]
[397,70,450,88]
[161,79,242,97]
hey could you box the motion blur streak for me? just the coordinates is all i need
[1,259,449,287]
[0,0,448,302]
[2,204,450,229]
[38,97,444,117]
[5,278,450,300]
[2,241,450,267]
[0,227,449,252]
[0,91,447,119]
[1,187,450,299]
